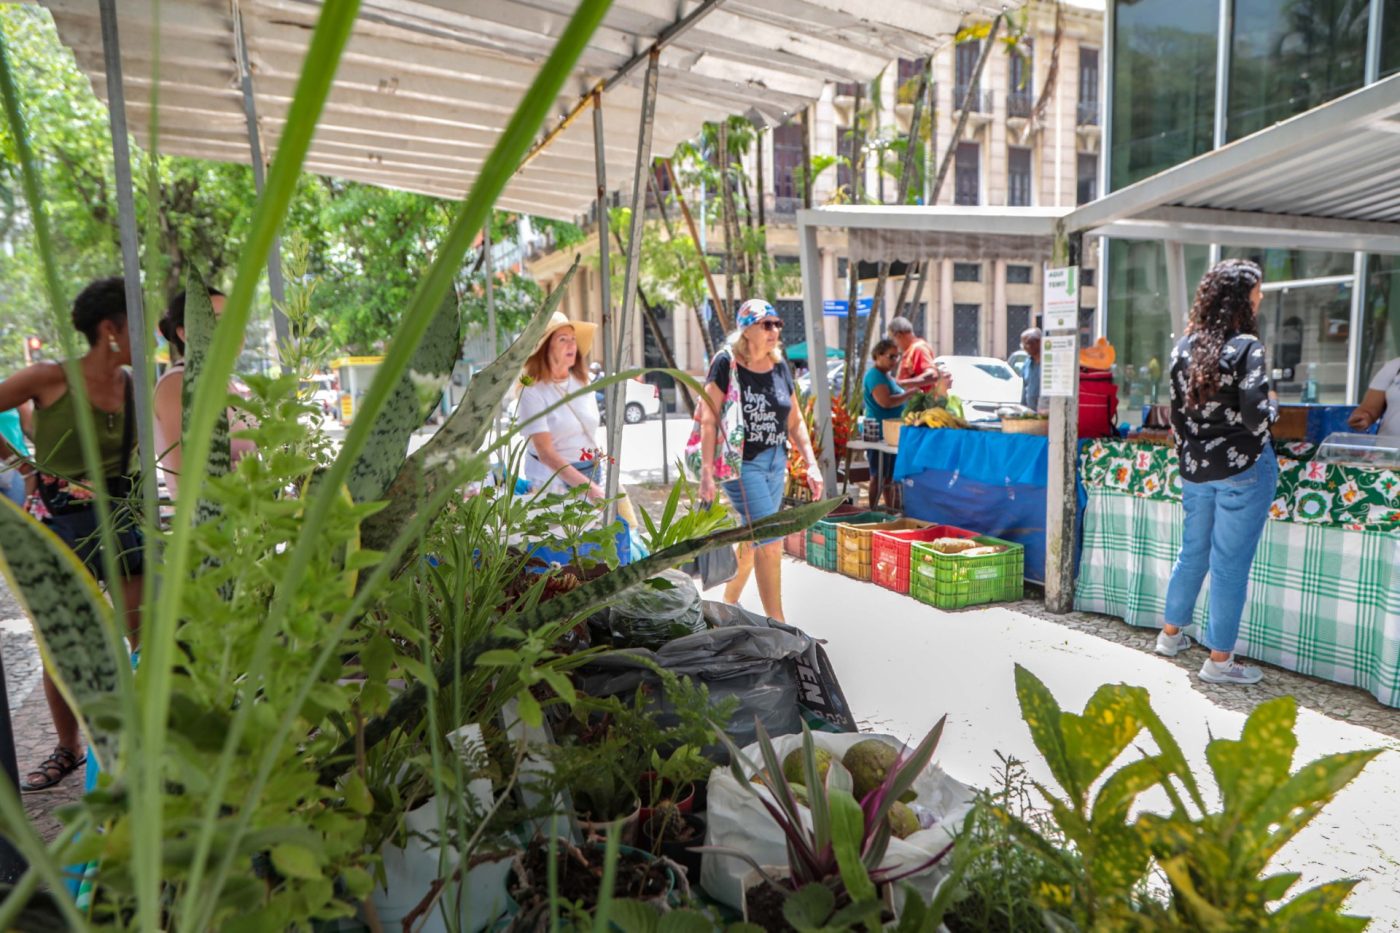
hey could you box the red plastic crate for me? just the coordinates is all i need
[871,525,977,594]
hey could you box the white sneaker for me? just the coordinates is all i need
[1155,629,1193,657]
[1199,656,1263,685]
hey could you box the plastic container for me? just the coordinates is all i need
[806,509,892,572]
[1316,432,1400,467]
[871,524,978,594]
[526,518,631,568]
[837,517,929,581]
[782,495,811,559]
[908,535,1024,610]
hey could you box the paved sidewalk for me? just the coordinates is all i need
[712,558,1400,929]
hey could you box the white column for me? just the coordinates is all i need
[939,259,955,355]
[992,259,1008,358]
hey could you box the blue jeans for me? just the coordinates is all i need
[721,445,787,544]
[1164,447,1278,654]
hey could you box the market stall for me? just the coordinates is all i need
[1076,437,1400,707]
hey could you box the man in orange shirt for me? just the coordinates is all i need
[889,316,937,390]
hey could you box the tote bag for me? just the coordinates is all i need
[683,350,744,482]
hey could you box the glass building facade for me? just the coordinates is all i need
[1106,0,1395,424]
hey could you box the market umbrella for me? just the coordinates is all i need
[787,342,845,363]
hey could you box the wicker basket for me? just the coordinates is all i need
[837,517,928,581]
[1000,418,1049,436]
[882,419,903,447]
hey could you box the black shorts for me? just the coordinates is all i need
[45,506,144,582]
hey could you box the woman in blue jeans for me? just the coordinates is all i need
[698,300,822,622]
[1156,259,1279,685]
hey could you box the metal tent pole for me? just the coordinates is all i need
[1164,239,1188,338]
[233,2,291,357]
[604,51,660,516]
[98,0,159,523]
[485,223,497,355]
[798,212,836,491]
[593,92,616,487]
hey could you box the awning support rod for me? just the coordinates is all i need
[98,0,159,523]
[594,92,616,499]
[605,50,660,517]
[233,1,291,357]
[518,0,729,175]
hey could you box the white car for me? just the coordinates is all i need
[935,355,1025,422]
[594,377,663,424]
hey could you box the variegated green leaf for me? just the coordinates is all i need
[1059,683,1144,804]
[360,258,578,551]
[1013,665,1076,800]
[1205,696,1297,823]
[1269,879,1367,930]
[0,497,117,765]
[346,288,460,503]
[180,265,230,528]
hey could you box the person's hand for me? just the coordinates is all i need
[806,469,824,500]
[1348,409,1374,431]
[698,471,716,505]
[586,482,605,502]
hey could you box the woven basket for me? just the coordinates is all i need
[882,419,903,447]
[1001,418,1049,436]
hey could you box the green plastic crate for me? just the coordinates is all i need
[908,535,1024,609]
[806,510,890,572]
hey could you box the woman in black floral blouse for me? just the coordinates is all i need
[1155,259,1279,685]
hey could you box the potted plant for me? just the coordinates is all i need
[705,721,957,930]
[506,835,678,929]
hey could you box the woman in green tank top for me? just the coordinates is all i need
[0,277,143,790]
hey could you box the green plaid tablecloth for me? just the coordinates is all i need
[1076,488,1400,707]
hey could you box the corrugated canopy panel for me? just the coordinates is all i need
[36,0,1010,219]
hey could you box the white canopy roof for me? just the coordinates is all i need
[34,0,1009,220]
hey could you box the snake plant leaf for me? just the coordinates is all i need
[0,497,118,766]
[346,288,460,503]
[180,265,230,527]
[359,258,578,551]
[321,496,839,783]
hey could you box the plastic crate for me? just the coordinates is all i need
[908,535,1024,609]
[782,495,811,559]
[837,518,929,581]
[871,525,978,594]
[806,509,891,572]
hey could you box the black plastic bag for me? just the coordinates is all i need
[696,544,738,589]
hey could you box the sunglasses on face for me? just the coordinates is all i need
[758,320,783,332]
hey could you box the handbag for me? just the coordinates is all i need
[683,350,744,482]
[695,540,739,589]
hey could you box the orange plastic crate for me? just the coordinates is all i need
[837,518,929,581]
[871,525,978,594]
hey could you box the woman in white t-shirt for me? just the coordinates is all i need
[517,312,603,498]
[1348,357,1400,439]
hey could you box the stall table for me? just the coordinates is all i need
[1076,438,1400,707]
[892,427,1052,583]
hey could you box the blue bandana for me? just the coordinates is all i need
[736,299,777,329]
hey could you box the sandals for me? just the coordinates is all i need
[23,745,85,792]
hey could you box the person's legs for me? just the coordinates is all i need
[753,540,785,622]
[867,450,884,507]
[1161,478,1218,645]
[1,469,25,508]
[724,542,754,604]
[1202,450,1277,659]
[722,446,785,613]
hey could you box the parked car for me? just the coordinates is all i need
[934,355,1025,422]
[795,359,846,397]
[595,376,663,424]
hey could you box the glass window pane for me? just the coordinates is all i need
[954,262,982,282]
[1228,0,1367,141]
[1007,304,1033,347]
[954,304,981,355]
[1009,147,1033,206]
[1007,265,1033,285]
[1255,282,1353,404]
[1110,0,1217,190]
[955,142,980,205]
[1077,152,1099,204]
[1219,247,1354,280]
[1385,0,1400,77]
[1360,255,1400,395]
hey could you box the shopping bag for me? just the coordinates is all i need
[696,543,738,589]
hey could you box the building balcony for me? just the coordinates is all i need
[1007,91,1035,120]
[953,84,993,114]
[1077,100,1100,126]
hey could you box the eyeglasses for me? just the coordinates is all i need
[759,320,783,332]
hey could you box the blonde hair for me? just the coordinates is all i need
[725,329,783,367]
[523,327,590,385]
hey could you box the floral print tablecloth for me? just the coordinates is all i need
[1080,439,1400,532]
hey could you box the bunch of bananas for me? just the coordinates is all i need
[903,407,967,430]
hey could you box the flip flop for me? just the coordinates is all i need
[22,745,85,793]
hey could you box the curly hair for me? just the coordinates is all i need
[71,276,127,346]
[1186,259,1263,408]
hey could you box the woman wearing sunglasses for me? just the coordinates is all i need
[698,299,822,622]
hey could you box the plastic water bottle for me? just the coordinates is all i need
[1302,363,1319,404]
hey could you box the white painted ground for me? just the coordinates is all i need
[711,559,1400,928]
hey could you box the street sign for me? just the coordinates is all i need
[823,297,873,316]
[1043,265,1079,332]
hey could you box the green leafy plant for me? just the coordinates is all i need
[636,471,732,552]
[1007,665,1379,931]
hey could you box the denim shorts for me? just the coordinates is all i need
[46,506,144,582]
[721,445,787,544]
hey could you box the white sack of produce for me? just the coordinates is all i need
[699,730,976,909]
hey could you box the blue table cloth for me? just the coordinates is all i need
[894,428,1051,583]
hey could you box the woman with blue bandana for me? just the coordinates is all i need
[698,299,822,622]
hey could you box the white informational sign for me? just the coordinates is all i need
[1043,265,1080,332]
[1041,334,1078,398]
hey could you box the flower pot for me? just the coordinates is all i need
[741,867,897,930]
[577,806,641,847]
[508,838,677,921]
[636,773,696,824]
[638,812,706,887]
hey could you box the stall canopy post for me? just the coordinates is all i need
[485,223,497,355]
[605,50,660,514]
[232,2,291,356]
[1164,239,1188,338]
[798,212,836,491]
[593,91,616,483]
[98,0,158,525]
[1045,224,1081,614]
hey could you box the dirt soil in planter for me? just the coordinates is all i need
[745,881,797,933]
[514,840,671,907]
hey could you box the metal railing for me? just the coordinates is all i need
[953,84,993,114]
[1007,91,1035,119]
[1077,99,1100,126]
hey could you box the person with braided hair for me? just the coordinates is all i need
[1154,258,1279,685]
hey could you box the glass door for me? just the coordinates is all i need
[1255,279,1353,404]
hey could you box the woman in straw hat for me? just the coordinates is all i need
[698,299,822,622]
[517,312,604,498]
